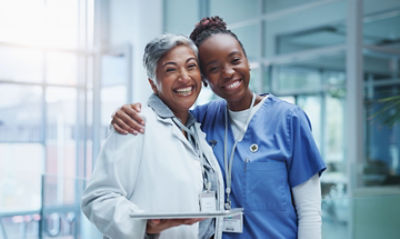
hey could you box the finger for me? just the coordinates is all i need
[112,123,129,134]
[114,117,137,134]
[131,103,142,112]
[114,111,144,133]
[123,105,146,127]
[182,218,203,225]
[149,219,161,225]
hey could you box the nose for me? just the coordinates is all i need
[179,69,191,82]
[222,65,234,80]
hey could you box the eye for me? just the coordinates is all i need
[187,63,198,70]
[166,68,176,72]
[208,66,219,73]
[232,58,241,64]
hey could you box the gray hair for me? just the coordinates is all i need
[143,34,198,82]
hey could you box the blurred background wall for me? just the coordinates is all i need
[0,0,399,238]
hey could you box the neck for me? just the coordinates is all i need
[174,111,189,125]
[227,90,254,111]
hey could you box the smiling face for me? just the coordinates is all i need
[150,44,201,121]
[198,33,252,111]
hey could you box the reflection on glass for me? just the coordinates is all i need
[0,46,43,83]
[46,87,77,178]
[0,84,42,142]
[0,144,43,212]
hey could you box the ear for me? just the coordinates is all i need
[201,74,208,87]
[148,78,159,94]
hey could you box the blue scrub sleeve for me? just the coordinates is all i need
[189,106,201,122]
[288,107,326,187]
[190,102,215,125]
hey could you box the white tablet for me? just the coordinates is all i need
[129,208,243,219]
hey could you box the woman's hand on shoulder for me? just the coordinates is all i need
[111,103,146,135]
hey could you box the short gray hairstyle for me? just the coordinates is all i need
[143,34,198,82]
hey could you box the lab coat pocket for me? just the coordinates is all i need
[245,160,288,210]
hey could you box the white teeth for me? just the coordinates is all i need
[226,81,240,89]
[175,86,193,95]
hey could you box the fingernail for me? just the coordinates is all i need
[132,130,138,135]
[139,128,145,134]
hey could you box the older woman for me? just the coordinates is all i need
[81,34,225,239]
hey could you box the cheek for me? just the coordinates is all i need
[207,77,221,92]
[191,72,202,84]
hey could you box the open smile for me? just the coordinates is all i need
[174,86,195,96]
[222,79,242,91]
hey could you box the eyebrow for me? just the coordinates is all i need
[162,57,197,67]
[228,50,241,57]
[205,51,242,67]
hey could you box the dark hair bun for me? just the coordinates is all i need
[190,16,227,43]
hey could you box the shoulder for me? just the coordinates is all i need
[192,99,225,123]
[255,95,302,121]
[266,95,308,120]
[103,106,157,151]
[102,128,144,153]
[267,95,299,112]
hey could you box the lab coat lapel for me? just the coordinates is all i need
[156,116,198,157]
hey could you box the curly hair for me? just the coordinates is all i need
[189,16,246,56]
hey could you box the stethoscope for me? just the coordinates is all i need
[223,92,256,210]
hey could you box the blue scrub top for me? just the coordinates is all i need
[191,94,326,239]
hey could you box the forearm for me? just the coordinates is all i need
[292,173,322,239]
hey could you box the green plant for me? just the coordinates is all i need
[370,95,400,127]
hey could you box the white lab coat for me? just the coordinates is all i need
[81,105,224,239]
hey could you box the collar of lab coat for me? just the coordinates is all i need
[147,94,196,128]
[147,94,200,157]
